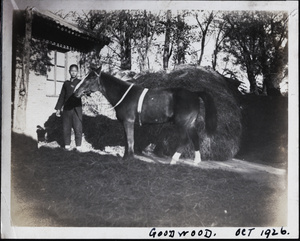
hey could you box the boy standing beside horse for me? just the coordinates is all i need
[55,64,83,151]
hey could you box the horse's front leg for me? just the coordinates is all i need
[123,120,135,159]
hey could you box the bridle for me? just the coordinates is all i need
[74,70,101,93]
[94,69,148,125]
[82,69,136,110]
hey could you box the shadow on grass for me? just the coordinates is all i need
[11,133,287,227]
[44,113,126,149]
[44,113,177,156]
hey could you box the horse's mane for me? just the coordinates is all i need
[101,72,131,87]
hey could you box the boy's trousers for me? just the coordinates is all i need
[62,108,82,146]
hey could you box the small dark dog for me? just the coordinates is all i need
[36,125,47,148]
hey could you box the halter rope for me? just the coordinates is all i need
[108,83,135,110]
[94,70,101,78]
[73,73,89,92]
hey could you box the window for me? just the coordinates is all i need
[46,50,68,96]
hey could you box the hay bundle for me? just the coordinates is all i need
[43,66,242,161]
[133,66,242,161]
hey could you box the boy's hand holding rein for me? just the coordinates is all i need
[56,110,61,117]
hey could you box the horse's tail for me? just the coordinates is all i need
[198,91,217,135]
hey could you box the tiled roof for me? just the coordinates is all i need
[14,8,110,52]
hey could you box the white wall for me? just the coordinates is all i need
[24,51,81,139]
[25,70,58,139]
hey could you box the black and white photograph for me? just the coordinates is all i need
[1,0,298,239]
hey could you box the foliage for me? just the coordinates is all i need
[131,10,164,72]
[15,9,289,95]
[15,37,52,76]
[75,10,166,71]
[70,9,288,95]
[171,11,193,65]
[74,10,133,70]
[73,10,196,72]
[221,11,288,94]
[257,12,288,94]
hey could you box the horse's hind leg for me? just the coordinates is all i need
[187,126,201,164]
[171,151,181,165]
[170,127,189,165]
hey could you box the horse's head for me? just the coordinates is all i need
[74,66,102,98]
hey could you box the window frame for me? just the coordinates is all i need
[46,49,68,97]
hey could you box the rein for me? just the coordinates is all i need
[108,83,135,110]
[94,70,101,80]
[73,73,89,92]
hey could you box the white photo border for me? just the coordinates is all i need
[1,0,299,239]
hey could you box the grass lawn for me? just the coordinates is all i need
[11,133,287,227]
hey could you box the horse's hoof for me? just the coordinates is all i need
[194,157,202,165]
[194,159,202,165]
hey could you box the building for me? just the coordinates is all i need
[12,7,110,138]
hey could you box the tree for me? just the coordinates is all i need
[222,11,288,95]
[131,10,163,72]
[211,12,229,70]
[75,10,134,70]
[75,10,166,72]
[172,11,192,65]
[162,10,172,70]
[257,12,288,95]
[224,12,263,94]
[117,11,133,70]
[160,10,192,69]
[194,10,214,66]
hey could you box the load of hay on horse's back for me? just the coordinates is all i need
[132,65,242,161]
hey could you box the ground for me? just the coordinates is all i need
[11,132,287,227]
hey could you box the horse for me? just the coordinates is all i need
[74,66,217,164]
